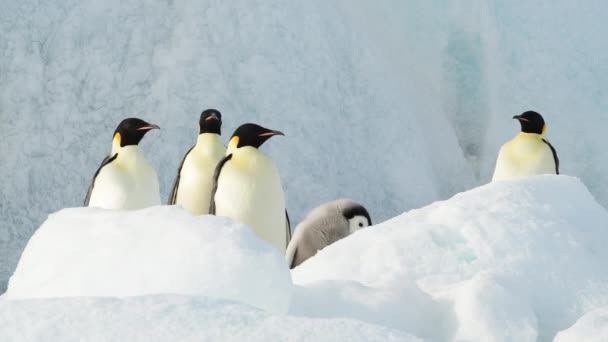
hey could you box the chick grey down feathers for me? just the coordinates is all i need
[286,199,371,269]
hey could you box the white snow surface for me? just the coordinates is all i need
[4,206,292,314]
[554,306,608,342]
[2,0,608,292]
[0,295,416,342]
[292,176,608,341]
[3,176,608,341]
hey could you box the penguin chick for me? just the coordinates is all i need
[168,109,226,214]
[210,123,290,253]
[84,118,161,209]
[492,111,559,181]
[285,199,372,269]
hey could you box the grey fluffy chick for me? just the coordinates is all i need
[286,199,372,269]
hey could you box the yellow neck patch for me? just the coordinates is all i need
[111,132,122,155]
[542,124,547,137]
[229,136,239,150]
[113,132,122,146]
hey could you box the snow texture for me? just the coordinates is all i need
[4,206,292,314]
[1,0,608,296]
[0,295,418,342]
[292,176,608,341]
[2,176,608,341]
[554,306,608,342]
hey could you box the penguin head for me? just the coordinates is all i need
[199,109,222,135]
[340,201,372,234]
[228,123,284,151]
[513,111,546,135]
[113,118,160,148]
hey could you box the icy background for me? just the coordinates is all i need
[1,0,607,291]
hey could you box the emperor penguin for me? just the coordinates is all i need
[168,109,226,214]
[84,118,161,209]
[210,123,291,253]
[285,199,372,269]
[492,111,559,182]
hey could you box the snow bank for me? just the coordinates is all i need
[554,306,608,342]
[292,176,608,341]
[0,295,419,342]
[4,206,292,314]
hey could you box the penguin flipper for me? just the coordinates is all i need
[285,210,292,246]
[168,146,194,205]
[542,139,560,174]
[84,153,118,206]
[285,231,298,269]
[209,154,233,215]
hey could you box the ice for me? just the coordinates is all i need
[4,206,292,314]
[0,295,419,342]
[292,176,608,341]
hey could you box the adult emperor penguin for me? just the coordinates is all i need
[285,199,372,269]
[168,109,226,214]
[492,111,559,181]
[210,123,290,253]
[84,118,161,209]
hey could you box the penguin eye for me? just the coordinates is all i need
[358,222,364,227]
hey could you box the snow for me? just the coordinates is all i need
[4,206,292,314]
[0,295,417,342]
[2,176,608,340]
[554,306,608,342]
[292,175,608,341]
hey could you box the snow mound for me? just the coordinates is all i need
[554,306,608,342]
[0,295,418,342]
[5,206,292,313]
[292,175,608,341]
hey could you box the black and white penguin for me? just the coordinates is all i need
[84,118,161,209]
[492,111,559,181]
[210,123,290,253]
[285,199,372,269]
[168,109,226,214]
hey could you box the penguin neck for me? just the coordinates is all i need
[516,131,545,140]
[111,145,145,168]
[231,146,269,169]
[195,133,222,149]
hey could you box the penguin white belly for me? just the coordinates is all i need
[88,164,132,209]
[492,135,556,181]
[88,148,160,209]
[215,153,287,253]
[175,137,226,215]
[130,157,161,209]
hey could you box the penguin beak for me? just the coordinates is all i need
[205,113,219,121]
[259,130,284,137]
[136,124,160,131]
[513,115,529,122]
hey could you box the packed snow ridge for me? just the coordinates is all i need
[4,207,292,313]
[2,175,608,341]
